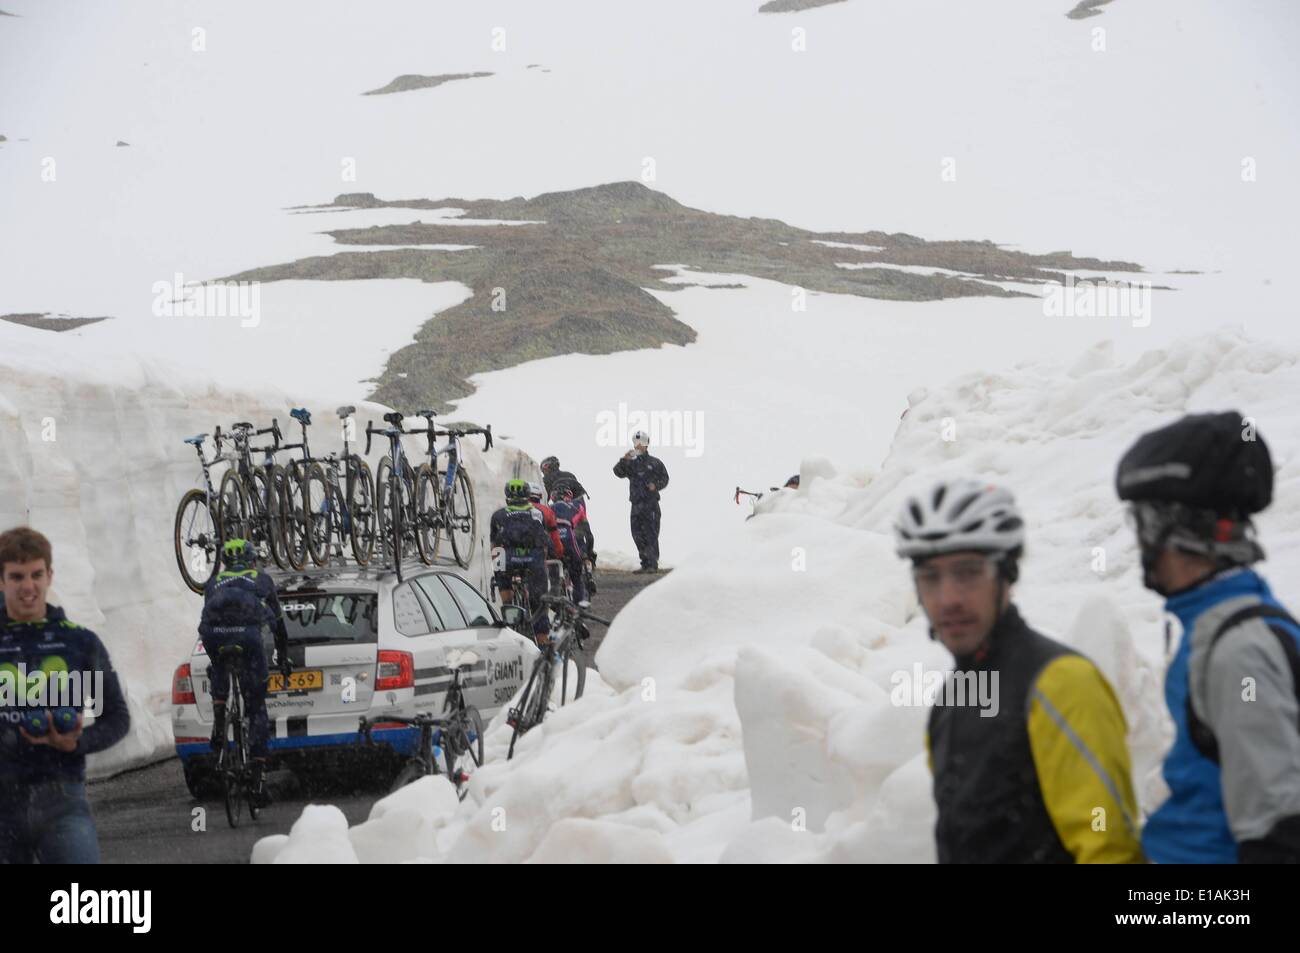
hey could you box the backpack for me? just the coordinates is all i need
[498,508,542,554]
[1188,603,1300,762]
[202,572,271,630]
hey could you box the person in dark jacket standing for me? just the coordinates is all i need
[612,430,669,573]
[1117,411,1300,863]
[0,526,130,863]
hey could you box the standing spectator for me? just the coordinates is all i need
[613,430,669,573]
[0,527,130,863]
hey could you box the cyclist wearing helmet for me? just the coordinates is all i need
[490,479,553,644]
[0,526,130,863]
[549,484,590,607]
[198,537,290,808]
[896,478,1142,863]
[613,430,669,572]
[1117,411,1300,863]
[541,456,597,582]
[527,482,564,561]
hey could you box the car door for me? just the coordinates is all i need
[435,571,531,716]
[390,578,465,718]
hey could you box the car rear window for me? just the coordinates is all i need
[277,591,378,644]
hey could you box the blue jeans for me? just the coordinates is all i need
[200,627,270,758]
[0,780,100,863]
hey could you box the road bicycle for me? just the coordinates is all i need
[366,412,424,579]
[506,594,610,759]
[410,410,491,569]
[174,427,228,593]
[211,644,262,827]
[214,420,291,571]
[357,649,484,801]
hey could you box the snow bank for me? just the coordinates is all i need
[0,319,540,777]
[276,329,1300,862]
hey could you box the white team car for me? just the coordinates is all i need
[170,564,537,797]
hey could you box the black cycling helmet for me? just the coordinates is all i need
[1116,411,1271,589]
[541,456,560,472]
[784,474,800,489]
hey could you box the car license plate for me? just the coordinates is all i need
[267,669,323,693]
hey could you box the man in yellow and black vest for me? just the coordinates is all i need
[894,478,1144,863]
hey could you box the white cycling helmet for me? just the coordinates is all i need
[528,481,543,501]
[894,478,1025,562]
[632,430,649,448]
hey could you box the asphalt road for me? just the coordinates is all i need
[89,567,665,863]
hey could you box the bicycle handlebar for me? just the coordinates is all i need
[365,419,412,456]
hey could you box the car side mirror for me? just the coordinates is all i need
[498,604,528,628]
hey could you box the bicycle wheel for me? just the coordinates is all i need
[174,489,219,594]
[446,706,485,774]
[243,710,260,822]
[389,759,432,793]
[557,640,587,707]
[248,468,284,569]
[222,686,244,828]
[507,656,552,760]
[268,464,293,568]
[375,457,397,567]
[413,464,440,565]
[447,466,477,568]
[282,462,310,570]
[325,481,348,565]
[347,459,376,566]
[217,469,249,546]
[303,461,332,567]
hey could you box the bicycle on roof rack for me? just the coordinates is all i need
[409,410,491,569]
[215,418,293,572]
[174,426,230,593]
[366,412,425,580]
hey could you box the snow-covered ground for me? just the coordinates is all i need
[258,330,1300,863]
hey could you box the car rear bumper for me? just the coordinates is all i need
[175,725,420,762]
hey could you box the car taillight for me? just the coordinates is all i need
[172,663,196,705]
[375,651,414,691]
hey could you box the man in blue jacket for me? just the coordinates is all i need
[1117,411,1300,863]
[0,526,130,863]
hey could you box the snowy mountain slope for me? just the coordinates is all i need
[259,329,1300,863]
[0,319,536,776]
[450,265,1296,566]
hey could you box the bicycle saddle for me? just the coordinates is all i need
[336,405,356,419]
[291,408,312,425]
[183,434,207,445]
[232,421,254,431]
[382,411,405,426]
[416,409,436,419]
